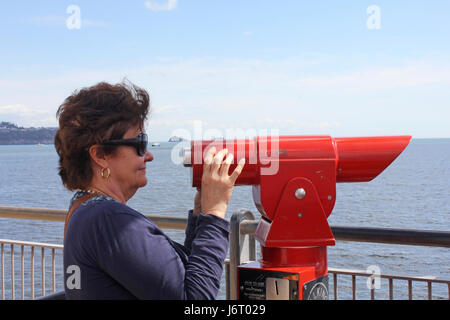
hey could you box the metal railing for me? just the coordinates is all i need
[1,205,450,300]
[0,206,188,300]
[231,213,450,300]
[0,239,63,300]
[327,267,450,300]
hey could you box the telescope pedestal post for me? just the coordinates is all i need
[237,246,329,300]
[238,177,334,300]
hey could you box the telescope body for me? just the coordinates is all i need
[184,135,412,299]
[187,135,411,238]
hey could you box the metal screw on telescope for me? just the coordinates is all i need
[295,188,306,200]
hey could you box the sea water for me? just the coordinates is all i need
[0,139,449,299]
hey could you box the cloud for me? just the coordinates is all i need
[144,0,177,11]
[147,119,195,127]
[2,55,449,137]
[294,62,450,93]
[255,118,340,128]
[153,105,178,114]
[0,104,46,117]
[0,104,57,127]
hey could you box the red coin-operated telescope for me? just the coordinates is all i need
[183,135,412,300]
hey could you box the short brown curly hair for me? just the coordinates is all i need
[54,80,150,191]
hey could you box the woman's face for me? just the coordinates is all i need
[105,125,154,199]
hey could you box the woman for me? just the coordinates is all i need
[54,81,244,299]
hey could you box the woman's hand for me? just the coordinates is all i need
[199,147,245,219]
[193,188,202,216]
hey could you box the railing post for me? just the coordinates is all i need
[228,210,256,300]
[1,243,4,300]
[21,245,24,300]
[31,246,34,299]
[41,247,45,297]
[10,244,14,300]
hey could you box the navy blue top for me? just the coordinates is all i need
[63,192,230,300]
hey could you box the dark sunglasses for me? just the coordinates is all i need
[100,133,148,157]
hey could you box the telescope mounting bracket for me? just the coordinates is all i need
[255,177,336,248]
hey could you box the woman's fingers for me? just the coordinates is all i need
[230,158,245,184]
[203,147,245,183]
[219,152,234,177]
[200,147,245,219]
[203,147,216,173]
[211,148,228,174]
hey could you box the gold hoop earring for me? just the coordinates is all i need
[101,167,111,179]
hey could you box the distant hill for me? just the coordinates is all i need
[0,122,57,145]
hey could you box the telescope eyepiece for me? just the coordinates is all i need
[182,147,192,167]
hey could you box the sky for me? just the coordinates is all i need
[0,0,449,141]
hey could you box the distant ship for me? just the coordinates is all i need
[151,142,161,147]
[168,136,186,142]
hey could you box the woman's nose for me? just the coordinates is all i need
[145,150,154,162]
